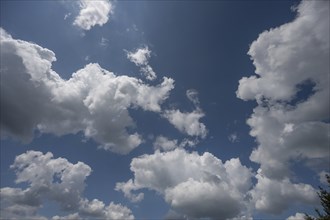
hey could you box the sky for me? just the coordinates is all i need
[0,0,329,219]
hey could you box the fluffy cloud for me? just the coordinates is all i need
[0,187,46,220]
[0,28,174,154]
[286,212,308,220]
[153,136,179,151]
[73,0,113,30]
[236,0,329,179]
[0,151,134,219]
[127,46,151,66]
[250,169,317,214]
[115,179,144,203]
[164,178,243,219]
[78,199,134,219]
[116,149,253,219]
[127,46,157,80]
[163,89,207,138]
[235,1,327,215]
[163,109,207,138]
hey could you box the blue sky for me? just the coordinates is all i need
[0,0,329,219]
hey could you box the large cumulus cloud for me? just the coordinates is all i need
[0,28,174,154]
[116,148,253,219]
[116,147,318,219]
[235,0,328,216]
[0,150,134,219]
[236,0,329,178]
[250,169,317,214]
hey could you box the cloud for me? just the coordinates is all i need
[78,199,134,219]
[52,213,80,220]
[318,171,330,185]
[0,28,174,154]
[100,37,109,47]
[286,212,308,220]
[153,136,178,151]
[164,178,243,219]
[0,187,46,220]
[236,0,329,179]
[186,89,200,106]
[152,136,198,152]
[0,151,134,219]
[115,179,144,203]
[64,13,71,20]
[163,109,207,138]
[163,89,207,138]
[163,209,186,220]
[127,47,151,66]
[73,0,113,30]
[116,149,253,219]
[140,65,156,81]
[250,169,317,214]
[126,46,157,80]
[228,133,239,143]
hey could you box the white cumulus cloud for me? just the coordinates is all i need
[116,148,253,219]
[0,151,134,219]
[73,0,113,30]
[163,109,207,138]
[236,0,329,179]
[163,89,207,138]
[153,136,179,151]
[0,28,174,154]
[127,47,151,66]
[250,169,317,214]
[286,212,309,220]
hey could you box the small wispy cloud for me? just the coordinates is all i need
[186,89,200,107]
[126,46,156,80]
[64,12,71,20]
[228,133,239,143]
[100,37,109,48]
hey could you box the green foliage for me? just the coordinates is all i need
[305,174,330,220]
